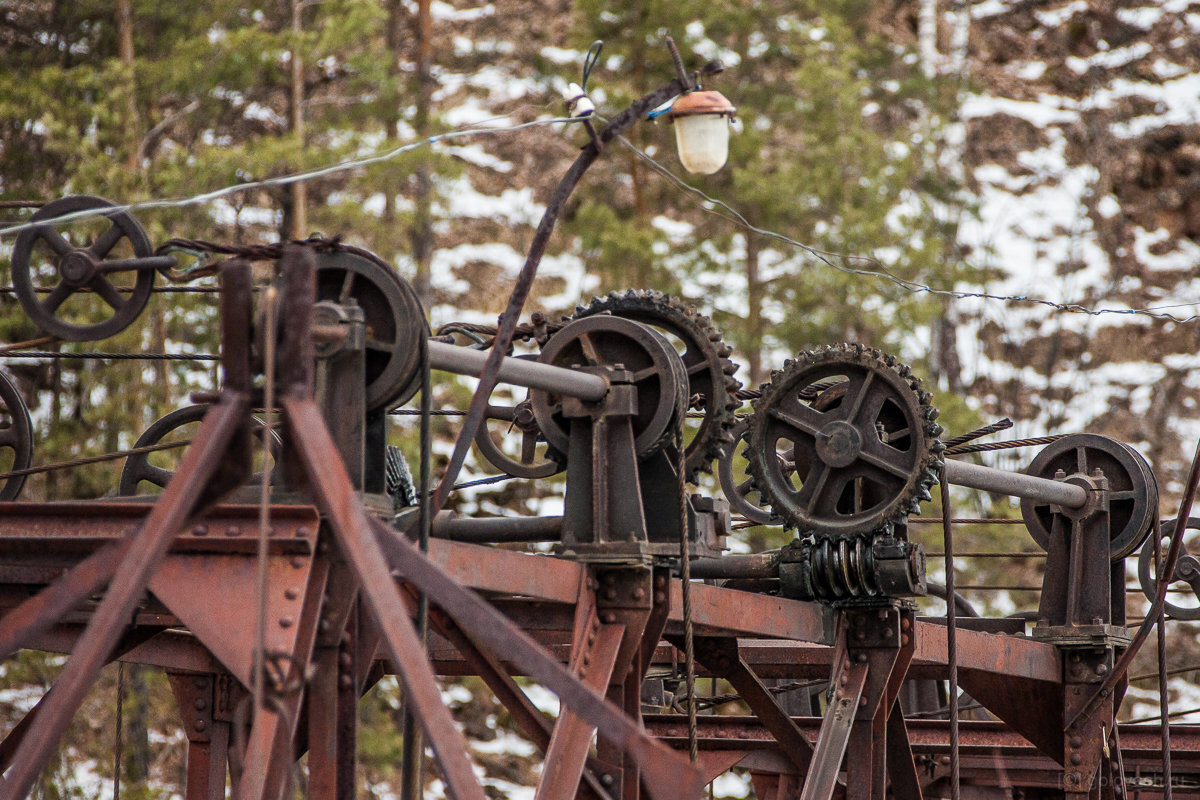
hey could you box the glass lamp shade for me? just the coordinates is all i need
[667,89,736,175]
[673,114,731,175]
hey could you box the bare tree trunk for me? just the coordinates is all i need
[745,235,764,386]
[410,0,434,312]
[288,0,307,240]
[116,0,138,171]
[919,0,939,79]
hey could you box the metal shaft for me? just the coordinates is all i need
[427,340,609,402]
[943,458,1087,509]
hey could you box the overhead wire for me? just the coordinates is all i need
[2,112,1194,322]
[0,117,587,239]
[615,135,1200,323]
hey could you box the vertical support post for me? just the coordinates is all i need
[168,672,230,800]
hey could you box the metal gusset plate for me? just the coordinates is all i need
[119,404,279,495]
[1020,434,1157,561]
[0,371,32,501]
[473,397,562,479]
[746,344,943,538]
[530,315,685,460]
[314,250,428,411]
[569,290,741,481]
[11,195,161,341]
[1139,518,1200,620]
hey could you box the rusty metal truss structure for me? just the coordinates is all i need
[2,74,1200,797]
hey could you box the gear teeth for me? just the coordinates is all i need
[741,343,942,547]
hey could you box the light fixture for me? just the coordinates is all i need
[667,89,737,175]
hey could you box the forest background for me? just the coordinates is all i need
[2,0,1200,796]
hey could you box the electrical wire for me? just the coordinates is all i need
[5,110,1191,322]
[0,118,586,240]
[616,136,1200,323]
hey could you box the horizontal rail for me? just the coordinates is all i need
[427,340,609,402]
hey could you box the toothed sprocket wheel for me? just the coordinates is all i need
[746,344,943,538]
[568,290,741,482]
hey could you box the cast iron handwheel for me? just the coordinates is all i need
[1019,434,1157,562]
[530,315,685,461]
[11,196,157,341]
[119,405,280,495]
[720,383,852,526]
[473,398,562,480]
[718,421,780,525]
[1138,518,1200,621]
[314,249,429,411]
[0,371,33,501]
[568,290,741,481]
[746,344,943,537]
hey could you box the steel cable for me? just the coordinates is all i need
[0,351,219,361]
[677,427,699,764]
[941,468,961,800]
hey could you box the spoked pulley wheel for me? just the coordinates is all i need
[119,405,280,496]
[1020,433,1157,562]
[0,371,32,501]
[314,249,428,411]
[1139,517,1200,620]
[474,397,563,480]
[530,315,686,461]
[568,290,741,481]
[11,195,161,341]
[718,420,780,526]
[746,344,943,538]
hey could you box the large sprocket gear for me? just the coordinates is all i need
[568,289,741,482]
[745,344,944,538]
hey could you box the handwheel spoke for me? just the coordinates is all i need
[89,277,126,311]
[577,332,601,366]
[140,464,175,489]
[39,226,74,257]
[0,426,18,449]
[769,405,824,438]
[842,371,876,422]
[40,283,73,314]
[632,366,658,382]
[799,463,831,513]
[857,446,912,479]
[338,271,357,304]
[1110,490,1136,501]
[366,336,395,352]
[89,223,126,258]
[520,430,538,463]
